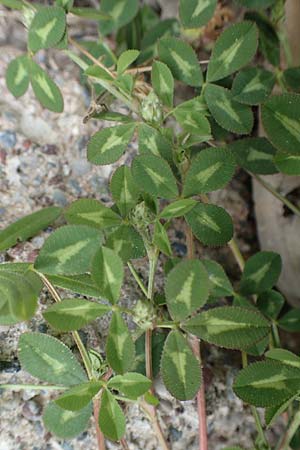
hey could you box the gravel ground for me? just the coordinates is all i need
[0,8,284,450]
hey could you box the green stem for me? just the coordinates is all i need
[228,238,245,272]
[271,322,281,348]
[35,271,94,381]
[156,322,176,329]
[276,411,300,450]
[250,173,300,218]
[127,261,148,297]
[0,384,67,391]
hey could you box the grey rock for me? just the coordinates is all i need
[0,130,16,149]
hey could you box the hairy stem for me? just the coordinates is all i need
[186,223,208,450]
[93,398,106,450]
[127,261,148,297]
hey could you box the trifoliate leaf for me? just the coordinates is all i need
[179,0,217,29]
[202,259,234,298]
[274,152,300,175]
[232,67,275,105]
[110,166,140,217]
[99,390,126,441]
[161,330,201,400]
[204,84,253,134]
[43,402,92,439]
[262,94,300,155]
[245,11,280,67]
[207,21,258,82]
[99,0,138,35]
[153,221,172,256]
[65,199,121,230]
[47,274,102,298]
[159,199,197,219]
[240,251,282,295]
[0,270,42,322]
[266,349,300,369]
[0,206,62,252]
[185,203,234,246]
[226,137,278,174]
[29,60,64,112]
[34,225,102,275]
[106,225,145,262]
[106,312,135,374]
[256,289,284,320]
[117,49,140,75]
[19,332,87,385]
[183,147,236,196]
[158,37,203,87]
[165,259,209,321]
[151,60,174,107]
[91,247,124,303]
[132,154,178,200]
[107,373,151,399]
[183,306,270,350]
[138,123,173,162]
[278,309,300,333]
[233,360,300,407]
[28,6,66,53]
[87,124,136,165]
[43,298,110,331]
[6,55,30,98]
[55,381,102,411]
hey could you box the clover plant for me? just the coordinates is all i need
[1,0,300,449]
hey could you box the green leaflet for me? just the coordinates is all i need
[0,270,42,323]
[47,274,102,298]
[283,67,300,93]
[117,49,140,75]
[240,251,282,295]
[266,349,300,369]
[232,67,275,105]
[107,373,151,399]
[161,330,201,400]
[91,247,124,303]
[34,225,102,276]
[56,0,73,11]
[204,84,253,135]
[138,123,173,162]
[183,147,236,196]
[278,309,300,333]
[185,202,233,246]
[106,225,145,262]
[174,108,211,137]
[159,199,197,220]
[19,332,87,386]
[183,306,270,350]
[29,60,64,112]
[43,298,110,331]
[28,6,66,52]
[256,289,284,320]
[0,206,62,252]
[274,152,300,175]
[0,262,31,273]
[87,124,136,165]
[158,37,203,87]
[110,166,140,217]
[132,154,178,200]
[43,402,92,439]
[245,11,280,67]
[99,390,126,441]
[151,61,174,107]
[106,312,135,374]
[179,0,217,29]
[202,259,234,298]
[262,93,300,155]
[132,331,166,378]
[6,55,30,98]
[99,0,138,35]
[233,360,300,407]
[0,0,23,9]
[55,381,102,411]
[265,394,299,427]
[65,198,121,230]
[153,220,172,256]
[207,21,258,82]
[165,259,209,321]
[226,137,278,175]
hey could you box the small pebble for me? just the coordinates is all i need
[0,131,16,149]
